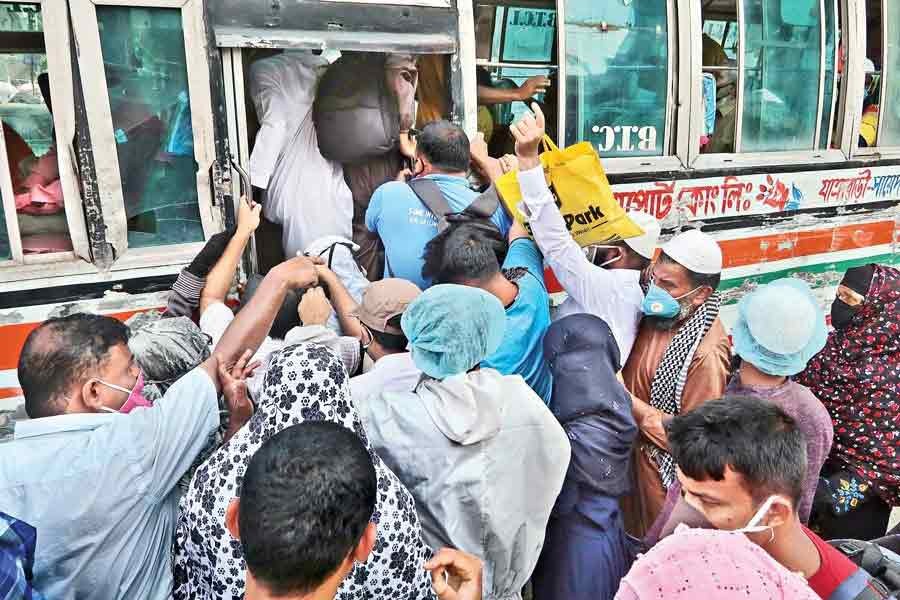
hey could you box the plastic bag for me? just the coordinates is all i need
[495,135,644,247]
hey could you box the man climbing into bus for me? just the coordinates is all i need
[507,103,661,365]
[365,120,511,290]
[618,227,731,538]
[0,254,320,600]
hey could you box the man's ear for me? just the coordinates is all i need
[225,498,241,541]
[81,379,106,412]
[352,522,377,564]
[693,286,714,307]
[766,498,793,529]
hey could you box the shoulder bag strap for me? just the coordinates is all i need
[408,178,453,232]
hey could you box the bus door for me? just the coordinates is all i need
[207,0,459,274]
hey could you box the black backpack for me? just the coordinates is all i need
[829,539,900,599]
[407,178,501,235]
[314,53,399,164]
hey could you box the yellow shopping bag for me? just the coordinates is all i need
[495,135,644,247]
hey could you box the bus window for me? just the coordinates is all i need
[0,2,71,256]
[742,0,823,152]
[701,2,738,153]
[882,2,900,145]
[96,6,204,249]
[702,0,838,155]
[563,1,670,158]
[474,2,557,155]
[858,0,882,148]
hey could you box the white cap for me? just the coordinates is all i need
[661,229,722,274]
[864,58,876,74]
[623,212,661,260]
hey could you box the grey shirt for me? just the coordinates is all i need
[0,367,218,600]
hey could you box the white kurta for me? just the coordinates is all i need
[249,52,353,258]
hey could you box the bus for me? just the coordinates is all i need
[0,0,897,406]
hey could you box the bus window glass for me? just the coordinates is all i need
[501,7,555,62]
[701,2,738,153]
[879,3,900,145]
[858,0,881,148]
[819,0,838,149]
[563,1,669,157]
[0,2,72,255]
[475,3,557,155]
[741,0,822,152]
[97,6,203,249]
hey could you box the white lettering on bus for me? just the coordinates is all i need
[591,125,658,153]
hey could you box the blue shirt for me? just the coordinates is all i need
[482,238,553,403]
[365,174,512,289]
[0,368,218,600]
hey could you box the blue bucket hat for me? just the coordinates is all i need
[401,284,506,380]
[732,278,827,376]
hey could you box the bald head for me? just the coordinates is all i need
[18,313,129,418]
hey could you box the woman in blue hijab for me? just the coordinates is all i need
[532,313,638,600]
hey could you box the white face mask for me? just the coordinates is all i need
[585,245,623,268]
[733,494,783,535]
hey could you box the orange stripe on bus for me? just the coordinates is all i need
[544,220,894,294]
[0,388,21,400]
[0,310,148,373]
[719,220,895,269]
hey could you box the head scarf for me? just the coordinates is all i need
[172,343,435,600]
[401,284,505,380]
[797,264,900,505]
[616,526,819,600]
[544,314,636,497]
[127,315,211,402]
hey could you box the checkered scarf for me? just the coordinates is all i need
[647,292,720,489]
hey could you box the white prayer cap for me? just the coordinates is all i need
[624,212,661,260]
[661,229,723,274]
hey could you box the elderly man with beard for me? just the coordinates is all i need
[619,228,731,538]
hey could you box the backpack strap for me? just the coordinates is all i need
[465,185,500,219]
[408,178,453,232]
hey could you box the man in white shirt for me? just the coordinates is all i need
[315,268,422,410]
[250,51,354,258]
[511,104,661,364]
[0,255,320,600]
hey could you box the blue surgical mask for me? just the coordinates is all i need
[642,282,700,318]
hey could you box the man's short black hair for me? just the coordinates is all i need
[239,421,377,596]
[659,251,721,291]
[422,223,507,284]
[241,274,300,339]
[370,315,408,352]
[417,120,471,173]
[18,313,130,418]
[666,396,806,508]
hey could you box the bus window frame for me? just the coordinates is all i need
[850,0,900,158]
[555,0,687,175]
[689,0,850,171]
[0,0,91,273]
[69,0,222,270]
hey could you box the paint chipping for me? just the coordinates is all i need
[0,311,25,325]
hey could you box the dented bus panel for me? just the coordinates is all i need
[2,0,900,404]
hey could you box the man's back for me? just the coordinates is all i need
[363,369,570,599]
[0,368,217,600]
[483,238,553,403]
[365,174,511,289]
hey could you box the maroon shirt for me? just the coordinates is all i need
[726,377,834,523]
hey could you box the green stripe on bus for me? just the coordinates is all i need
[719,252,900,295]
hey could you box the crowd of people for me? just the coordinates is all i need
[3,63,900,600]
